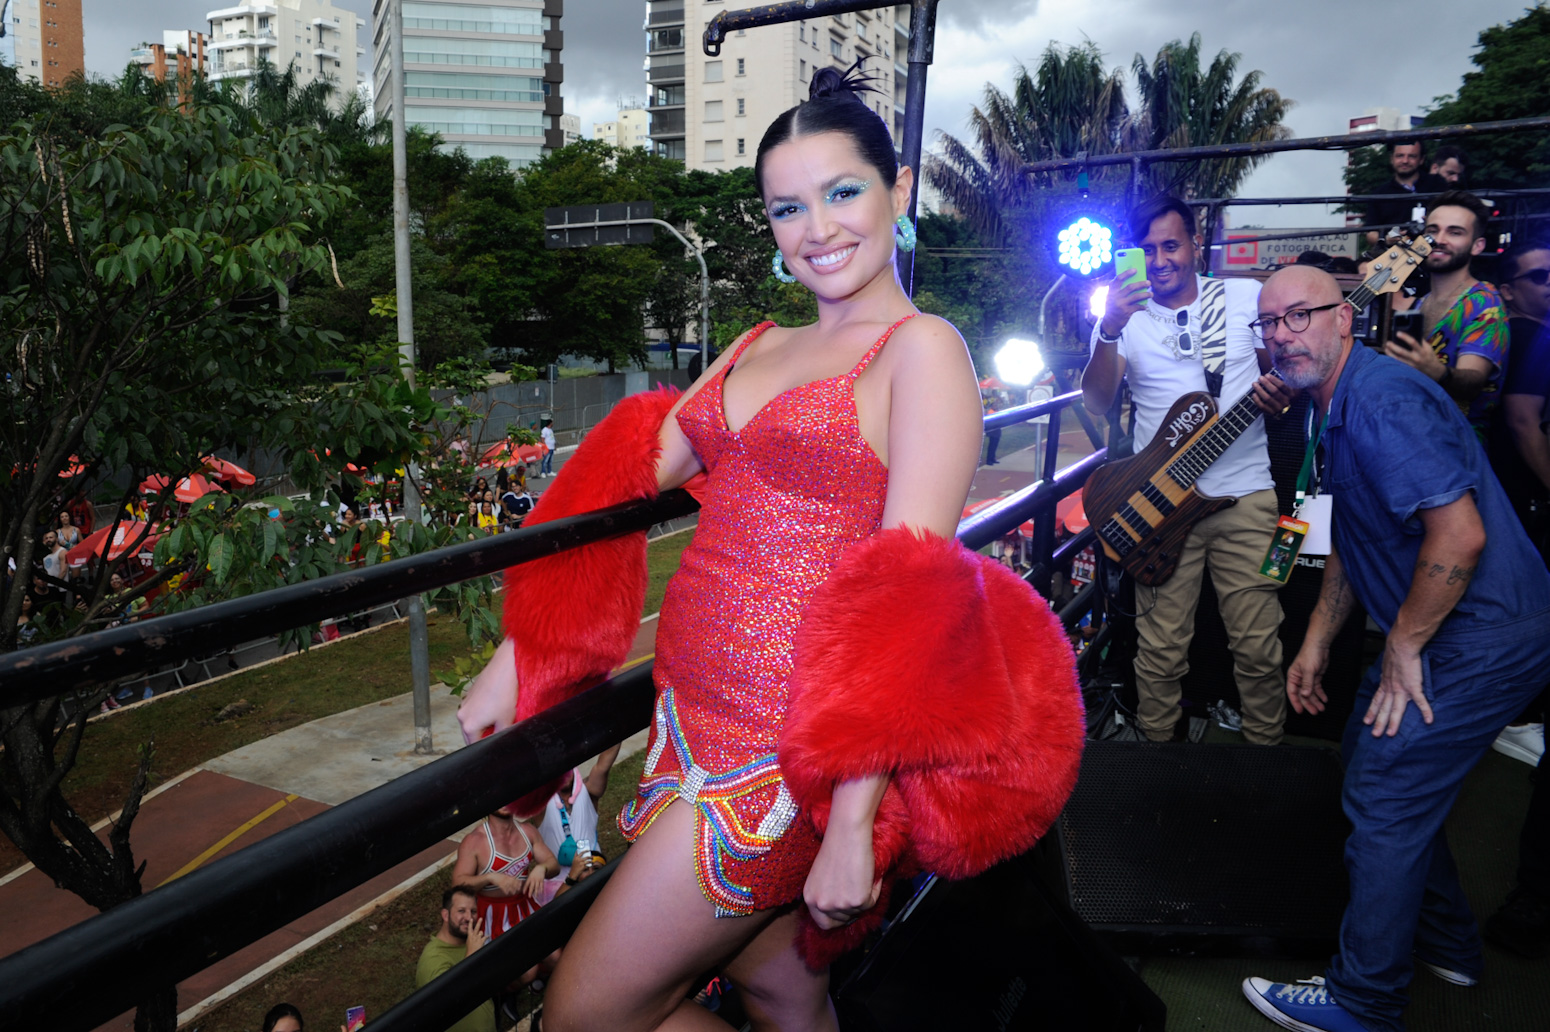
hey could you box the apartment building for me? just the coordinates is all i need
[371,0,565,168]
[130,30,210,86]
[592,99,650,150]
[206,0,366,106]
[645,2,909,171]
[9,0,84,87]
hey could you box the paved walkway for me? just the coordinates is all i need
[2,429,1084,1029]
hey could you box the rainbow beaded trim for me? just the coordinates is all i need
[619,689,799,916]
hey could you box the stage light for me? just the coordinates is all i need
[1089,285,1109,321]
[995,338,1045,387]
[1055,216,1114,277]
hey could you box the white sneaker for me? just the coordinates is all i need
[1493,723,1545,766]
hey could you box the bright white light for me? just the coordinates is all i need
[1056,216,1114,277]
[995,338,1046,386]
[1089,286,1109,320]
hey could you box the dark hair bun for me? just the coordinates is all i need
[808,59,880,104]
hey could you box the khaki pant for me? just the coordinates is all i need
[1134,488,1286,745]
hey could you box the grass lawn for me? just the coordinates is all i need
[195,749,650,1032]
[1,530,693,877]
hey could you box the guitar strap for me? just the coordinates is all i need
[1197,277,1228,399]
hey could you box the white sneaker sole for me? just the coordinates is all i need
[1492,730,1545,766]
[1241,979,1325,1032]
[1418,959,1478,987]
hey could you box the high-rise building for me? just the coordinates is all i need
[645,2,908,171]
[371,0,565,169]
[559,111,580,145]
[10,0,85,87]
[130,30,210,89]
[206,0,366,106]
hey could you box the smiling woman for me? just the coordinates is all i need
[457,60,1085,1032]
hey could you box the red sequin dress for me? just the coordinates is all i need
[620,316,913,916]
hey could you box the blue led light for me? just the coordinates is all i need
[1056,217,1114,277]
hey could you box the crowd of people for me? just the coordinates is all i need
[1087,177,1548,1032]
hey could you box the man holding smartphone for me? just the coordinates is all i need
[1083,195,1294,746]
[1382,191,1508,439]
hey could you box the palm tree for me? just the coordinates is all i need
[1128,33,1293,203]
[925,41,1129,244]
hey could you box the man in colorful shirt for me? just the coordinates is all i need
[1383,191,1508,437]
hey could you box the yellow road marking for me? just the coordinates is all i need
[158,793,299,887]
[614,652,655,674]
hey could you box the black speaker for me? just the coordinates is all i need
[1035,740,1349,957]
[1180,393,1369,740]
[835,856,1166,1032]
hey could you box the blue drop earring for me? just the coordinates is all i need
[772,249,799,284]
[894,216,917,253]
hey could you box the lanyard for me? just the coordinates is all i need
[1296,409,1328,504]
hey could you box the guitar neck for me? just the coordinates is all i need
[1346,283,1378,311]
[1166,387,1268,488]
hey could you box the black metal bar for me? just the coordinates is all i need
[1022,115,1550,175]
[1194,187,1550,208]
[958,449,1107,551]
[983,390,1083,431]
[369,858,617,1032]
[1057,581,1097,628]
[897,0,939,296]
[0,491,698,704]
[0,664,658,1032]
[1051,367,1107,451]
[1042,405,1064,483]
[702,0,889,55]
[1028,525,1100,589]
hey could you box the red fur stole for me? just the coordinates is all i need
[779,528,1086,966]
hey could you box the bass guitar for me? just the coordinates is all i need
[1084,233,1433,586]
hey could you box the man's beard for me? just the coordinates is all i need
[1428,246,1473,274]
[1275,342,1338,390]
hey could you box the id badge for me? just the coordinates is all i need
[1259,514,1309,584]
[1296,494,1333,556]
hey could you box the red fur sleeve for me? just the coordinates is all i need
[501,387,679,724]
[779,528,1085,962]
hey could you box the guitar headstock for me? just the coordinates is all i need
[1356,232,1434,304]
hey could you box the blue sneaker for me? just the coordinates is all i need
[1242,976,1369,1032]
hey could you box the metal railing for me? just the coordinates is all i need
[0,397,1100,1031]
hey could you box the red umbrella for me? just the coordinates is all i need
[480,439,547,466]
[65,521,160,569]
[201,455,256,486]
[139,473,225,503]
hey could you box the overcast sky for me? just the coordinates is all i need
[61,0,1528,228]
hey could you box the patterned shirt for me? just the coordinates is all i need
[1422,281,1509,434]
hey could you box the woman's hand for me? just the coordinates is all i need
[458,637,519,744]
[804,821,881,930]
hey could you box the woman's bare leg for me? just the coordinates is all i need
[544,801,775,1032]
[724,909,837,1032]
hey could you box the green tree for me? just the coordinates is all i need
[926,42,1130,245]
[1425,3,1550,195]
[1127,33,1294,206]
[0,78,455,1031]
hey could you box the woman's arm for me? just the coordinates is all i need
[804,315,982,929]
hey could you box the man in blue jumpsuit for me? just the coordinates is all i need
[1239,265,1550,1032]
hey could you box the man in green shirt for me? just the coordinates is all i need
[415,885,494,1032]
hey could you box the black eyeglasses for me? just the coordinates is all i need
[1249,303,1342,340]
[1511,268,1550,286]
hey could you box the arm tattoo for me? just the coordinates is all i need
[1445,563,1476,586]
[1317,565,1353,623]
[1415,557,1447,578]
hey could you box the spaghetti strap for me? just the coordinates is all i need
[726,321,777,369]
[847,314,918,379]
[512,819,532,860]
[479,818,497,875]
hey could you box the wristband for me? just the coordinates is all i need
[1097,325,1122,346]
[564,876,579,886]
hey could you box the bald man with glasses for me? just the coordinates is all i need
[1239,264,1550,1032]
